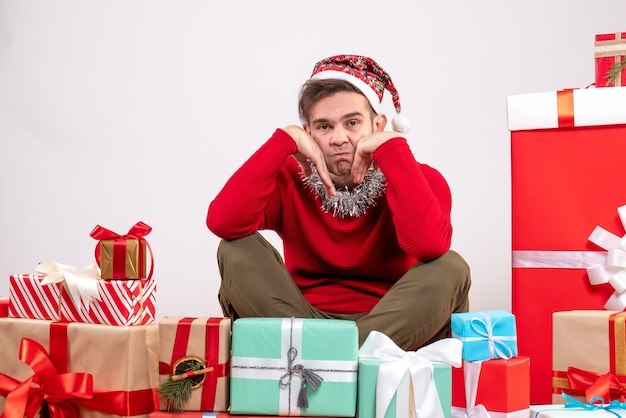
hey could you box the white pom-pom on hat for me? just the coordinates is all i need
[310,55,410,136]
[392,113,410,134]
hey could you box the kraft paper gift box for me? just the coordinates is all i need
[0,297,7,317]
[450,310,517,362]
[595,32,626,87]
[552,310,626,405]
[9,271,156,325]
[507,86,626,404]
[451,357,530,418]
[357,331,461,418]
[90,221,154,280]
[230,317,358,417]
[158,317,231,412]
[0,317,159,418]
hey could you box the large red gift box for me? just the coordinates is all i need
[507,87,626,404]
[595,32,626,87]
[158,317,231,412]
[0,297,7,317]
[452,357,530,415]
[9,273,156,325]
[0,317,159,417]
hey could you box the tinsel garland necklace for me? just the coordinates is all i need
[302,161,386,218]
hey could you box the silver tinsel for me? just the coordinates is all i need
[302,162,386,218]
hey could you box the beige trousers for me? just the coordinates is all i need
[216,232,471,350]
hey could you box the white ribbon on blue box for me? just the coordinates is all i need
[451,310,517,362]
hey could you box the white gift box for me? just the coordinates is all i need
[507,86,626,131]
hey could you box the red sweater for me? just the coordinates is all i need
[207,129,452,314]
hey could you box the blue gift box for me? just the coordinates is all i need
[451,310,518,361]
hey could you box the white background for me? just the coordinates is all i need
[1,0,625,319]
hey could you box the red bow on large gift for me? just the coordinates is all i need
[0,337,158,417]
[0,338,93,418]
[567,366,626,403]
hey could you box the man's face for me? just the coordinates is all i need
[304,91,384,188]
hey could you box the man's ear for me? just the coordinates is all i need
[373,113,388,132]
[303,123,311,134]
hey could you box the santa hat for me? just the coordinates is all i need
[310,54,410,134]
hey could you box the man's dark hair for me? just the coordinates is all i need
[298,78,377,124]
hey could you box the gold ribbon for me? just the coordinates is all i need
[594,32,626,58]
[595,32,625,86]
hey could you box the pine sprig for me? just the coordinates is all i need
[606,59,626,86]
[157,357,206,412]
[158,377,195,412]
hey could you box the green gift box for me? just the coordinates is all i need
[230,317,358,416]
[357,331,462,418]
[358,359,452,418]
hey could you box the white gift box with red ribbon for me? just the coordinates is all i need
[507,86,626,131]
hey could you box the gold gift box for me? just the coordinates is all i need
[100,238,147,279]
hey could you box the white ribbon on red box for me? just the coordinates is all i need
[36,261,102,313]
[450,360,491,418]
[587,204,626,311]
[512,204,626,311]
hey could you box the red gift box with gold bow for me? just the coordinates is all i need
[0,317,159,417]
[595,32,626,87]
[90,221,154,280]
[507,87,626,404]
[158,317,231,412]
[552,310,626,404]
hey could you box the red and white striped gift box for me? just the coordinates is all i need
[8,273,156,325]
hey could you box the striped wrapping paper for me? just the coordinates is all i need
[8,273,156,325]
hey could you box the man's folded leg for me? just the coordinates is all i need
[356,250,471,351]
[216,232,331,320]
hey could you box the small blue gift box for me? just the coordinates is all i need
[451,310,518,361]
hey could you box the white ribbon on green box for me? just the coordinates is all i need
[358,331,463,418]
[230,317,358,416]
